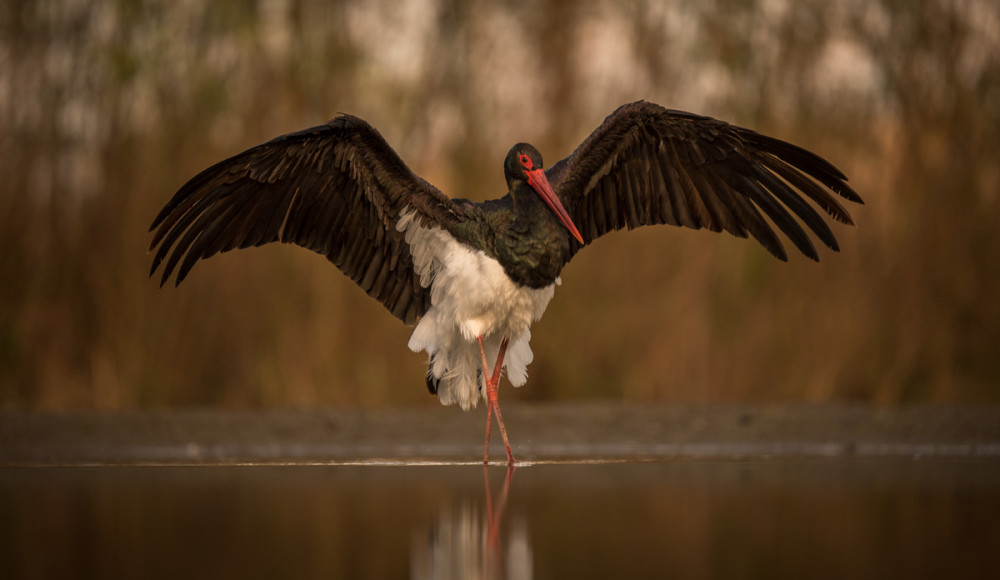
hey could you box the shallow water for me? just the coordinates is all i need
[2,458,998,579]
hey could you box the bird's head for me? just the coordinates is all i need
[504,144,584,244]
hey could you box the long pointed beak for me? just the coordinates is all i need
[526,168,585,244]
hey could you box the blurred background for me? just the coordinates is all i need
[1,0,997,410]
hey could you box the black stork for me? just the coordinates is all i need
[149,100,863,465]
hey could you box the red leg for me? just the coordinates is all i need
[477,336,515,465]
[491,337,508,387]
[483,399,493,463]
[477,337,494,463]
[478,337,493,463]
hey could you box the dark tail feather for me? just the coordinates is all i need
[425,363,440,395]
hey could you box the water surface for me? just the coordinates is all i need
[2,458,998,579]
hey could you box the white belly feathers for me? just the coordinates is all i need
[397,210,557,409]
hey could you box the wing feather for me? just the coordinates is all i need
[547,101,863,261]
[149,115,459,324]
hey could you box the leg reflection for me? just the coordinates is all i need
[412,465,530,580]
[483,464,515,578]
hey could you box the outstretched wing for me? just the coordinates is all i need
[149,114,460,324]
[546,101,864,261]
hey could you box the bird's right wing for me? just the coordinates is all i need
[149,115,460,324]
[546,101,863,261]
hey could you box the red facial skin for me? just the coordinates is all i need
[519,154,585,244]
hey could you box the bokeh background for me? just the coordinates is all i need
[1,0,997,410]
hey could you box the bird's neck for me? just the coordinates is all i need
[493,184,572,288]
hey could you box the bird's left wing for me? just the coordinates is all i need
[546,101,864,261]
[149,115,460,324]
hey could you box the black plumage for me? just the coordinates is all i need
[547,102,861,262]
[149,115,460,324]
[150,100,863,323]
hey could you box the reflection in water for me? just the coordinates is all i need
[2,460,999,579]
[413,466,530,580]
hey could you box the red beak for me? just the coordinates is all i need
[525,168,585,244]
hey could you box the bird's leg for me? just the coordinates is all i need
[490,337,513,464]
[478,337,493,462]
[491,337,509,387]
[486,337,514,465]
[477,336,514,465]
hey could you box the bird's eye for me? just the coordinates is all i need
[519,154,533,170]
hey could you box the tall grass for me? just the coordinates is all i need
[1,0,997,409]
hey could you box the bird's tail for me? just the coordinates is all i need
[419,333,534,411]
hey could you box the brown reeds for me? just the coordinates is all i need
[1,0,997,409]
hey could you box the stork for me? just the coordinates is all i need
[149,101,863,465]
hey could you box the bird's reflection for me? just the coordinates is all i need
[412,465,530,580]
